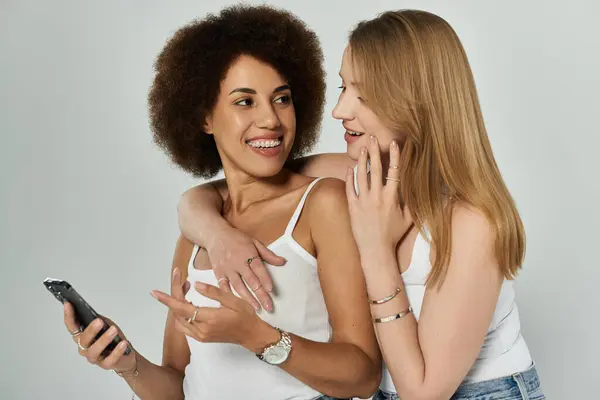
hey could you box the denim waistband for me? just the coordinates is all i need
[452,363,542,398]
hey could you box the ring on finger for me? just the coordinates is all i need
[389,164,399,169]
[70,327,83,337]
[217,277,229,285]
[77,337,89,351]
[187,307,199,324]
[385,176,401,182]
[246,256,259,265]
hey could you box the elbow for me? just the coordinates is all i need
[354,360,382,399]
[177,187,195,217]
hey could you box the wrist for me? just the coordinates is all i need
[114,349,139,376]
[204,220,234,251]
[359,245,397,270]
[244,321,281,354]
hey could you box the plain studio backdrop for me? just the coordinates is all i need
[1,0,598,398]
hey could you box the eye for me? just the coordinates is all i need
[338,85,346,93]
[234,98,253,106]
[274,95,291,104]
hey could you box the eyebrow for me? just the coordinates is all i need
[228,85,291,95]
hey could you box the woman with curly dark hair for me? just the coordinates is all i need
[59,5,381,400]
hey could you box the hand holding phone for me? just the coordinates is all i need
[44,278,135,372]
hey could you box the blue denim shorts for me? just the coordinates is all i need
[373,364,544,400]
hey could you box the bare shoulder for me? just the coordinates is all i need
[307,177,348,211]
[303,178,350,229]
[451,204,494,243]
[448,203,498,272]
[288,153,355,180]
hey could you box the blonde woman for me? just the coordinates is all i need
[178,10,544,400]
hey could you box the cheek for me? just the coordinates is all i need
[213,112,252,139]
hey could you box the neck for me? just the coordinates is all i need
[222,165,293,215]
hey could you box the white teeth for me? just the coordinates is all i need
[247,138,282,148]
[347,131,364,136]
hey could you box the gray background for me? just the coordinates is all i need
[1,0,598,398]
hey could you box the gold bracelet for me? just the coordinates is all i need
[114,365,139,378]
[373,307,413,323]
[368,287,402,305]
[114,352,139,400]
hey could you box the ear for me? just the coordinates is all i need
[203,114,214,136]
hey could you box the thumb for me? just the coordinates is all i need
[253,239,286,266]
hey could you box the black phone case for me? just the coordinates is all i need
[43,278,131,357]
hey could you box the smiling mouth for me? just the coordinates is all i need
[346,130,364,137]
[245,136,283,148]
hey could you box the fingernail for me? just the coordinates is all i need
[391,140,398,148]
[254,304,261,312]
[265,284,273,292]
[265,303,273,312]
[94,319,104,329]
[108,326,117,335]
[118,341,127,348]
[172,268,179,282]
[195,282,207,291]
[150,291,159,299]
[361,147,367,155]
[370,135,375,143]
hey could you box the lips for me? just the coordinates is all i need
[245,135,284,157]
[344,130,365,144]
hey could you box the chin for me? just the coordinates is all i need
[346,139,366,161]
[249,162,287,178]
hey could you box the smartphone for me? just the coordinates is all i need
[43,278,131,357]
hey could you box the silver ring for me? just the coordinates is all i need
[187,307,199,324]
[77,337,89,351]
[251,284,261,292]
[217,277,229,285]
[70,327,83,337]
[389,165,399,169]
[385,176,401,182]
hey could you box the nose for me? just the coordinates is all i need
[256,103,281,130]
[332,92,356,121]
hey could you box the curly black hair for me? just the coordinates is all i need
[148,4,326,178]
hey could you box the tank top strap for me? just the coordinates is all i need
[283,178,325,237]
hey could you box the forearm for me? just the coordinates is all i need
[119,353,185,400]
[247,325,379,398]
[282,336,380,398]
[178,183,226,247]
[361,248,433,400]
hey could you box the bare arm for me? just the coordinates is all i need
[363,207,503,400]
[65,237,193,399]
[176,153,354,311]
[161,179,381,398]
[271,178,381,398]
[119,236,195,400]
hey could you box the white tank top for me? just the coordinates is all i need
[183,178,330,400]
[352,167,533,391]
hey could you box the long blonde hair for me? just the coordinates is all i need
[349,10,525,287]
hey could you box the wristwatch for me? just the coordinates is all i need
[256,328,292,365]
